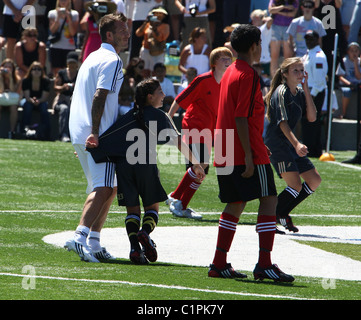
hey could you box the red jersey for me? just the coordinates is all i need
[214,59,269,167]
[176,71,219,148]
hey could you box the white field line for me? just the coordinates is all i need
[325,161,361,170]
[0,272,309,300]
[0,210,360,219]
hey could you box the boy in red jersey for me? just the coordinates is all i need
[209,24,294,282]
[167,47,233,219]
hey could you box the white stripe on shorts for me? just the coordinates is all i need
[257,165,268,197]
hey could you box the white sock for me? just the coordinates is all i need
[74,225,90,245]
[87,231,102,252]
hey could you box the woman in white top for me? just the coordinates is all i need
[178,27,211,82]
[175,0,216,50]
[48,0,79,76]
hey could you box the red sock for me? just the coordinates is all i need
[256,215,276,268]
[171,167,201,209]
[212,212,239,269]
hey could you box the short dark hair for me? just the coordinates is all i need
[99,13,127,42]
[153,62,166,71]
[230,24,261,54]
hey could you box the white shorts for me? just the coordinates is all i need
[73,144,117,194]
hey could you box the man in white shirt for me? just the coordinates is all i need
[66,13,130,262]
[302,30,328,157]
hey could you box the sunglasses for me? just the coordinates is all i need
[32,67,42,71]
[26,33,37,37]
[303,4,314,8]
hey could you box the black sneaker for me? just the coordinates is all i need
[342,155,361,164]
[279,216,299,233]
[208,263,247,279]
[253,263,295,282]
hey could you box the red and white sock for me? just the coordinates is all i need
[171,167,201,209]
[256,215,276,268]
[212,212,239,269]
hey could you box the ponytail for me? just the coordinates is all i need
[265,68,283,120]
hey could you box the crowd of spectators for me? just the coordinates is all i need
[0,0,360,143]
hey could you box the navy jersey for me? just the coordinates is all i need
[264,84,306,155]
[88,106,180,164]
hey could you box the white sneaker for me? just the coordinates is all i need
[181,208,203,220]
[64,239,99,263]
[93,247,116,260]
[165,192,175,206]
[169,199,183,217]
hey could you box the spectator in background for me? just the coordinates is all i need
[302,30,328,157]
[53,51,79,142]
[335,42,361,119]
[287,0,326,58]
[14,27,47,79]
[314,0,347,80]
[163,0,182,41]
[80,0,117,62]
[48,0,79,77]
[250,0,270,11]
[174,0,216,50]
[340,0,356,39]
[348,0,361,44]
[136,7,170,78]
[0,58,22,139]
[223,0,251,27]
[129,0,163,59]
[2,0,36,60]
[251,9,273,78]
[152,62,175,112]
[21,61,51,140]
[178,27,211,82]
[269,0,299,77]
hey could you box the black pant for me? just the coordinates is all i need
[301,90,325,158]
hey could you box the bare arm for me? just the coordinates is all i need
[279,121,308,157]
[235,117,254,178]
[85,88,109,148]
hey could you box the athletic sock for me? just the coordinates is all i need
[74,225,90,245]
[256,215,276,268]
[141,210,159,235]
[285,182,314,215]
[125,214,141,250]
[276,186,299,219]
[277,183,314,219]
[171,167,201,209]
[87,231,102,252]
[212,212,239,269]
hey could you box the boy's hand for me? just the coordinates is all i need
[192,164,206,182]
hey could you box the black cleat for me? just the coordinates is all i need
[253,263,295,282]
[208,263,247,279]
[279,216,299,233]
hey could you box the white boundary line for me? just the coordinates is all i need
[1,210,360,218]
[0,272,308,300]
[326,161,361,170]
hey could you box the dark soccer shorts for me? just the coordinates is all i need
[216,164,277,203]
[270,148,315,178]
[115,159,168,207]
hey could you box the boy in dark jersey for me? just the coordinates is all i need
[210,24,294,282]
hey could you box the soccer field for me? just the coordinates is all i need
[1,139,361,305]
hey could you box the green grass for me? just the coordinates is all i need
[1,139,361,302]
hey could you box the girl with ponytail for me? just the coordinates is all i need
[88,78,205,264]
[264,57,322,233]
